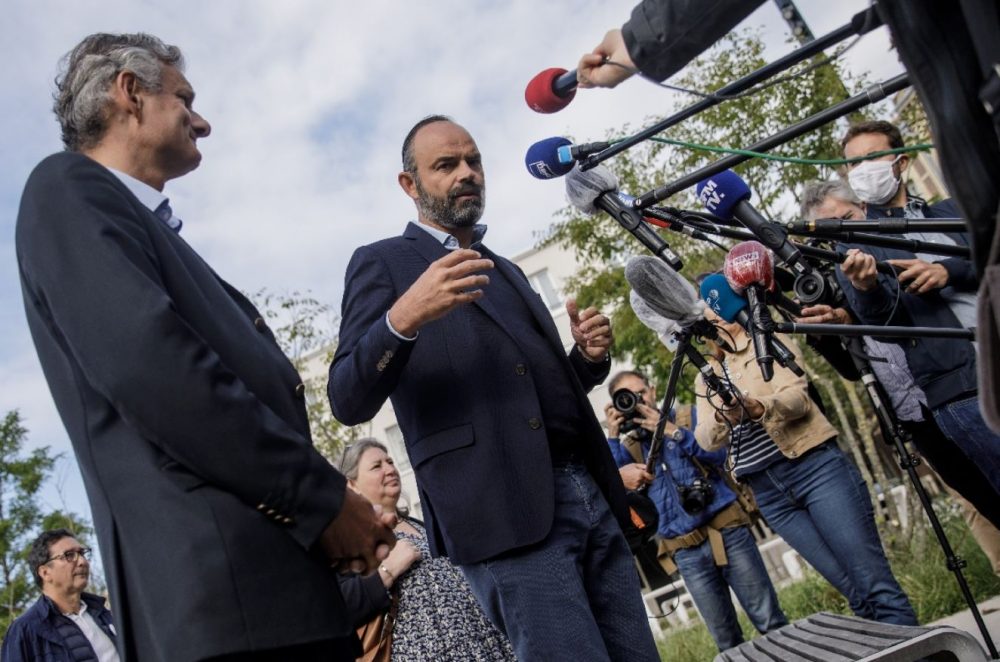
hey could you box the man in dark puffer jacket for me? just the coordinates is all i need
[2,529,119,662]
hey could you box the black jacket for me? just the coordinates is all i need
[17,152,357,661]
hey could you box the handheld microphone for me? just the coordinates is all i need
[525,137,574,179]
[525,138,613,180]
[723,243,777,381]
[723,240,774,294]
[524,68,577,113]
[702,273,804,380]
[696,170,813,276]
[566,165,683,270]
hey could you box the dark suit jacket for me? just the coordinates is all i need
[328,222,628,565]
[16,152,357,662]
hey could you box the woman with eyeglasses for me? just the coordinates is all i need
[337,438,515,661]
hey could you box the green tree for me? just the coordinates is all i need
[254,290,359,461]
[1,410,93,637]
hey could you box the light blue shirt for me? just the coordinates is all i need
[107,167,182,232]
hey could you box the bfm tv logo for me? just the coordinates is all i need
[528,160,557,178]
[698,178,725,214]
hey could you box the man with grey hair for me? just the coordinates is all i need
[16,32,395,662]
[797,180,1000,529]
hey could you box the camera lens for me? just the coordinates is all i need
[612,389,639,415]
[794,272,826,305]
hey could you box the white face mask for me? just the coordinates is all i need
[848,156,902,205]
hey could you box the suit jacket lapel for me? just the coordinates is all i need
[480,245,567,355]
[403,223,520,345]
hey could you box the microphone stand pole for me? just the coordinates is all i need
[787,218,967,233]
[782,230,970,258]
[635,73,910,208]
[594,194,684,271]
[840,335,998,658]
[776,322,974,341]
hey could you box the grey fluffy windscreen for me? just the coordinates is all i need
[564,163,618,215]
[625,256,705,325]
[630,289,677,337]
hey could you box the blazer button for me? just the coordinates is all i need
[294,383,306,398]
[528,417,542,430]
[515,363,527,376]
[254,317,267,332]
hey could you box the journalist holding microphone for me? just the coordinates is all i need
[694,281,917,625]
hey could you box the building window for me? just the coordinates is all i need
[528,269,563,310]
[384,424,410,472]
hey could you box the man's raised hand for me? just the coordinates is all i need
[388,249,493,337]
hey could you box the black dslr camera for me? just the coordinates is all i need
[611,388,642,434]
[677,477,715,515]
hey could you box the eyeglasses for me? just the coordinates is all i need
[46,547,92,564]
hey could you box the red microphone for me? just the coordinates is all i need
[724,240,775,294]
[525,68,578,113]
[724,241,777,381]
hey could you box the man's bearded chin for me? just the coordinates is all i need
[417,186,485,229]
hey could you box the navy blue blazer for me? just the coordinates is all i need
[328,222,629,565]
[17,152,357,661]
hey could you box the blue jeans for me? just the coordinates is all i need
[932,395,1000,496]
[745,442,917,625]
[460,462,660,662]
[673,525,788,651]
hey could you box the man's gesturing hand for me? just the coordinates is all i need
[319,488,397,575]
[388,249,493,337]
[568,299,612,362]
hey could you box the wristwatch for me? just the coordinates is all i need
[670,428,684,442]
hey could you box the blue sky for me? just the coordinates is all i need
[1,0,901,559]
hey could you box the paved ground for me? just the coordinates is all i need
[929,594,1000,658]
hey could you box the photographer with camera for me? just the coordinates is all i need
[694,305,917,626]
[605,370,787,652]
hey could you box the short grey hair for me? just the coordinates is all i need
[799,180,861,220]
[337,438,389,481]
[54,33,184,151]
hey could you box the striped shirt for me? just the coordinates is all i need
[729,419,784,478]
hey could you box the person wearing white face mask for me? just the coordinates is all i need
[847,154,905,207]
[834,120,1000,501]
